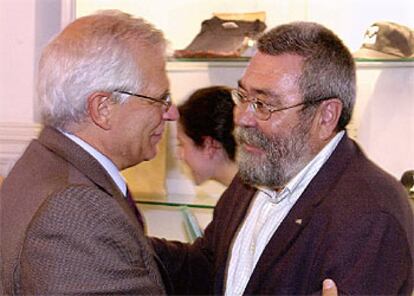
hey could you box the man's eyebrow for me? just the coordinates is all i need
[237,80,280,99]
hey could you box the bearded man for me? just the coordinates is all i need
[152,21,413,295]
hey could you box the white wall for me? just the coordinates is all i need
[0,0,36,122]
[0,0,62,123]
[355,63,414,177]
[0,0,62,177]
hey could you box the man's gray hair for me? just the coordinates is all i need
[37,10,166,129]
[258,21,356,130]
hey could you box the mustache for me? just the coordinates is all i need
[235,126,270,149]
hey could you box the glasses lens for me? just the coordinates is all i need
[232,90,271,120]
[231,90,242,105]
[252,101,270,120]
[163,94,172,112]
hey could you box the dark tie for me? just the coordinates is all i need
[125,187,146,231]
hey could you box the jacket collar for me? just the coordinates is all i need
[38,126,123,200]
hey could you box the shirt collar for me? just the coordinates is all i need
[60,130,127,196]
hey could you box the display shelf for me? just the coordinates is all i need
[355,59,414,68]
[168,57,414,65]
[166,59,249,72]
[181,206,204,242]
[136,194,217,209]
[168,57,250,62]
[354,57,414,62]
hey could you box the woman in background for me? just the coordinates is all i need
[177,86,238,187]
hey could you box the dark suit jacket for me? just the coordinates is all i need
[0,127,167,295]
[153,134,414,295]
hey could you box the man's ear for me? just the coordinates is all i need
[87,92,114,130]
[316,98,343,140]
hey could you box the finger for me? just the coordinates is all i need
[322,279,338,296]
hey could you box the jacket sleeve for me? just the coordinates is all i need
[19,185,165,295]
[150,189,231,295]
[151,209,219,295]
[151,237,212,295]
[151,176,254,295]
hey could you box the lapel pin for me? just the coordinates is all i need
[295,219,303,225]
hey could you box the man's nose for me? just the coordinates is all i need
[163,104,179,121]
[234,104,257,128]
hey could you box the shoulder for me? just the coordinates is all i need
[316,153,413,252]
[326,137,409,213]
[24,184,148,264]
[314,137,413,245]
[30,185,133,237]
[337,147,409,215]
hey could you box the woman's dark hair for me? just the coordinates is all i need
[178,86,236,161]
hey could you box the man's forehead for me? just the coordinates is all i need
[241,53,302,93]
[245,52,303,75]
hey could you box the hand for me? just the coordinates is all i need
[322,279,338,296]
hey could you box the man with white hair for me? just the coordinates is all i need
[0,11,178,294]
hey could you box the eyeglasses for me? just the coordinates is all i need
[113,90,172,112]
[231,89,330,121]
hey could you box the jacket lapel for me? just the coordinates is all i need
[223,176,258,250]
[37,127,145,229]
[214,176,257,294]
[38,126,122,198]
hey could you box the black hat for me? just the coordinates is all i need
[353,21,414,59]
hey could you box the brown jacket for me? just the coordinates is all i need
[0,127,166,295]
[153,134,414,295]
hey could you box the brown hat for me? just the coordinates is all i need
[353,21,414,59]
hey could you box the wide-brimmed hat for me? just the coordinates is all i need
[353,21,414,59]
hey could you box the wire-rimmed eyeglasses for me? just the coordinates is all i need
[113,90,172,112]
[231,89,331,121]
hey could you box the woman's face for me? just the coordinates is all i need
[176,122,212,185]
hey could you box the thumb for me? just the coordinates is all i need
[322,279,338,296]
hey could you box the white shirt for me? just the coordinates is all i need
[61,131,127,196]
[225,131,344,296]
